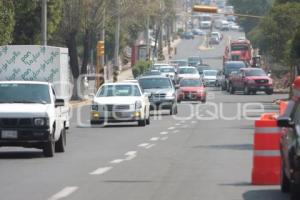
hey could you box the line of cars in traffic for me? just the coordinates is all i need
[90,57,217,127]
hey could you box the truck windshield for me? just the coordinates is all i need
[0,83,51,104]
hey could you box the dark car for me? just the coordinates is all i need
[196,64,211,75]
[188,56,203,67]
[221,61,246,91]
[277,97,300,199]
[138,76,178,115]
[181,32,194,40]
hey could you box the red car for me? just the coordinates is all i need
[177,78,206,103]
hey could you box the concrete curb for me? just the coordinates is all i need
[70,99,92,108]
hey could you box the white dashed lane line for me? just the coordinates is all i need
[110,159,124,164]
[124,151,137,160]
[89,167,112,175]
[48,186,78,200]
[168,127,175,130]
[138,143,150,147]
[160,131,168,135]
[145,144,156,149]
[150,137,160,141]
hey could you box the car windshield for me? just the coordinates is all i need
[97,85,141,97]
[0,83,51,104]
[180,79,202,87]
[178,68,197,74]
[203,71,218,76]
[139,78,172,89]
[160,68,175,73]
[245,69,267,76]
[170,60,188,67]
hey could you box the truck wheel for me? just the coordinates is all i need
[281,163,290,193]
[244,85,250,95]
[55,128,66,153]
[43,140,55,157]
[266,90,273,95]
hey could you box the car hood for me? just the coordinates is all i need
[178,74,200,79]
[143,88,173,94]
[0,104,50,118]
[93,96,140,105]
[203,76,217,80]
[180,86,204,92]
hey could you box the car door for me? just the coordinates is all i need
[52,86,63,141]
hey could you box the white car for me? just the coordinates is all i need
[153,63,170,70]
[202,70,218,86]
[91,82,150,126]
[159,66,176,81]
[177,66,200,80]
[211,31,222,41]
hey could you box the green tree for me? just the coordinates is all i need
[0,0,15,45]
[228,0,273,33]
[12,0,62,44]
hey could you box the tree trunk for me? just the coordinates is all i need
[81,30,92,75]
[66,32,80,100]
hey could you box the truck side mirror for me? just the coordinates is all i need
[55,99,65,107]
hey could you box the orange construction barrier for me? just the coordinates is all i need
[279,101,288,115]
[251,113,281,185]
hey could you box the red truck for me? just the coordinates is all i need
[227,68,273,95]
[224,39,252,65]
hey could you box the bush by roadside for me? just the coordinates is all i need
[132,60,152,78]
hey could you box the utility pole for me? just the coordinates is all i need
[113,0,121,82]
[101,8,106,81]
[41,0,47,45]
[146,0,150,61]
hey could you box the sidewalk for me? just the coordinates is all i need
[162,38,181,62]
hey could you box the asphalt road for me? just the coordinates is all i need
[0,30,289,200]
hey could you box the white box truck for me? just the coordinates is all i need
[0,45,72,157]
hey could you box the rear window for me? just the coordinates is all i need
[139,78,172,89]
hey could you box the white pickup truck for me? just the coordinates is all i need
[0,45,72,157]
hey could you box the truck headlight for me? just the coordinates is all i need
[135,100,142,109]
[166,91,175,97]
[34,118,49,127]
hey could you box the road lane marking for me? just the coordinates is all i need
[110,159,124,164]
[138,143,150,147]
[173,130,179,133]
[124,151,137,160]
[48,186,78,200]
[150,137,159,141]
[90,167,112,175]
[160,131,168,135]
[145,144,156,149]
[161,136,168,141]
[168,127,175,130]
[175,123,181,126]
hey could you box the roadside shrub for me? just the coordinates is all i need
[132,67,140,78]
[132,60,152,78]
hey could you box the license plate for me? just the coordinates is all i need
[1,130,18,139]
[117,112,131,118]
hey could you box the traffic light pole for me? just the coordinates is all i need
[113,0,121,82]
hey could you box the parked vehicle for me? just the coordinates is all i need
[0,45,71,157]
[228,68,273,95]
[91,82,151,126]
[138,76,178,115]
[177,78,206,103]
[181,32,194,40]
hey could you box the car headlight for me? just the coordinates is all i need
[166,91,175,97]
[135,100,142,109]
[34,118,49,127]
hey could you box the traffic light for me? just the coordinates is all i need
[97,40,105,57]
[193,5,218,13]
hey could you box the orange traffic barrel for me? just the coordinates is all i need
[251,113,282,185]
[279,101,288,115]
